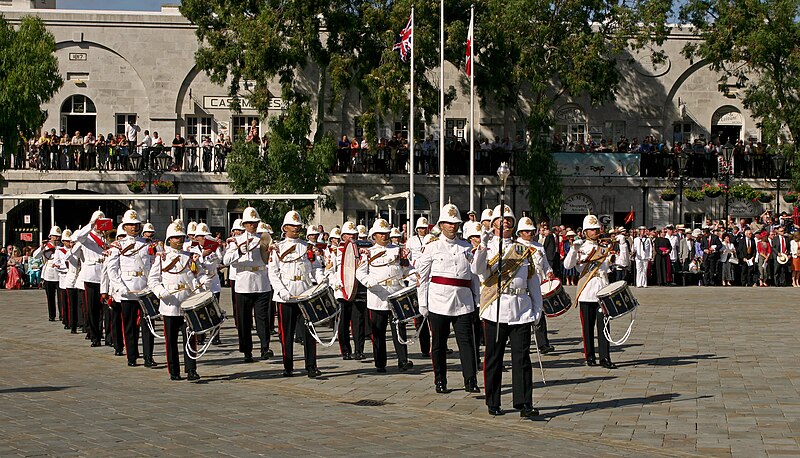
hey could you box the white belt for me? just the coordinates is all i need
[501,287,527,296]
[165,283,188,292]
[246,266,265,272]
[86,259,104,265]
[123,271,144,277]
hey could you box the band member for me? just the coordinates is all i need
[106,225,128,356]
[184,221,198,251]
[33,226,62,322]
[192,223,224,346]
[222,207,273,363]
[480,208,493,233]
[405,216,431,357]
[343,222,368,359]
[148,219,202,381]
[325,226,353,359]
[106,210,153,367]
[471,205,542,418]
[415,204,479,394]
[389,227,403,246]
[463,220,485,354]
[515,217,556,354]
[268,210,325,378]
[356,218,414,373]
[73,211,111,347]
[62,230,84,334]
[53,229,75,329]
[563,214,616,369]
[224,219,245,328]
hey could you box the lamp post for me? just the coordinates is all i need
[677,152,689,225]
[721,142,735,224]
[771,153,786,215]
[136,148,173,221]
[494,162,510,344]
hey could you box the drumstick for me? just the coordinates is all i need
[531,329,546,385]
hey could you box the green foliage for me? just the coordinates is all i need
[679,0,800,193]
[517,144,564,222]
[0,15,63,168]
[684,188,706,202]
[729,183,762,201]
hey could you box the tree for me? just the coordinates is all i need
[471,0,671,221]
[0,15,63,168]
[679,0,800,191]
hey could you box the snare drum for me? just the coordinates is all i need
[296,285,339,327]
[596,280,639,319]
[181,291,225,334]
[540,279,572,318]
[387,286,420,323]
[136,290,161,320]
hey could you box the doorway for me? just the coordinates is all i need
[711,126,741,145]
[60,95,97,137]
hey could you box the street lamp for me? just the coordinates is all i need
[494,162,511,345]
[155,150,172,172]
[771,153,786,214]
[677,152,689,225]
[721,142,735,224]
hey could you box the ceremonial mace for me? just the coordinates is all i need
[495,162,510,344]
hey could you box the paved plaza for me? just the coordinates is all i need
[1,286,799,457]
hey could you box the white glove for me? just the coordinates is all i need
[420,306,429,318]
[480,230,492,246]
[572,239,583,249]
[276,289,291,302]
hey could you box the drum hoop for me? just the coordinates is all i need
[387,285,417,300]
[596,280,629,298]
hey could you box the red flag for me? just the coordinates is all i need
[624,208,635,225]
[392,15,413,63]
[465,16,473,77]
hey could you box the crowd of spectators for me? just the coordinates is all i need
[0,244,41,290]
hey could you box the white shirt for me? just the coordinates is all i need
[563,239,611,303]
[148,246,202,317]
[405,233,427,265]
[415,235,476,317]
[614,234,630,268]
[470,238,542,325]
[188,242,223,294]
[632,236,653,261]
[33,242,61,282]
[223,231,272,294]
[106,235,152,302]
[356,243,412,312]
[668,234,680,261]
[268,238,324,303]
[72,224,108,283]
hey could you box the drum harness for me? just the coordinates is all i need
[369,249,424,346]
[576,245,636,346]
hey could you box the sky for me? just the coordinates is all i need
[58,0,180,11]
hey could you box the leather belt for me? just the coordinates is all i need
[166,283,187,291]
[248,266,265,272]
[431,276,471,288]
[501,287,526,296]
[123,271,144,277]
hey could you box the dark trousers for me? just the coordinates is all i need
[110,302,123,354]
[482,320,532,409]
[67,288,80,332]
[140,306,155,360]
[78,287,87,329]
[415,316,431,355]
[774,261,790,286]
[740,262,756,286]
[251,291,273,354]
[230,280,238,327]
[579,301,610,362]
[429,312,477,385]
[277,303,317,372]
[104,305,113,345]
[368,309,408,369]
[120,300,141,363]
[44,280,58,320]
[84,282,103,344]
[533,315,550,348]
[57,287,65,324]
[234,292,255,355]
[654,255,668,285]
[163,315,196,376]
[337,299,354,356]
[351,298,367,353]
[703,255,719,285]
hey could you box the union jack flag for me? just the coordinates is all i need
[392,15,413,63]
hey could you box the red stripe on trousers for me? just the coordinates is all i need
[579,307,589,361]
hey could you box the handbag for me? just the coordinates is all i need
[728,256,739,265]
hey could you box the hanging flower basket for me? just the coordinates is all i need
[153,180,174,194]
[702,182,726,198]
[730,183,759,200]
[783,191,798,204]
[758,194,773,204]
[127,180,145,194]
[684,188,705,202]
[660,189,677,201]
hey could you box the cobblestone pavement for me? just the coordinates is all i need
[1,287,799,457]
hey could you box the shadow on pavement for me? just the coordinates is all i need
[619,353,724,367]
[530,392,682,420]
[0,386,75,394]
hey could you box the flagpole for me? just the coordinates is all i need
[408,7,415,239]
[438,0,445,212]
[468,5,475,212]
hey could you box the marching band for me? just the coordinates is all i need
[34,201,640,418]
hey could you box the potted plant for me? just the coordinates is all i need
[702,182,726,198]
[758,193,773,203]
[127,179,145,193]
[660,188,677,201]
[684,188,706,202]
[729,183,760,200]
[783,191,798,204]
[153,179,174,194]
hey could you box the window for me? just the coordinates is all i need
[603,121,626,144]
[356,210,377,227]
[673,123,693,145]
[393,121,408,140]
[115,114,137,136]
[445,119,466,139]
[354,117,364,138]
[232,116,260,142]
[60,94,96,115]
[554,105,587,146]
[186,208,208,226]
[187,116,212,139]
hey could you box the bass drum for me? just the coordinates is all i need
[340,241,358,301]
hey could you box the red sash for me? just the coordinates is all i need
[431,276,472,288]
[88,231,107,250]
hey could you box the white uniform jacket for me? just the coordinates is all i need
[325,243,347,300]
[106,235,152,302]
[562,239,612,302]
[148,246,202,317]
[189,243,223,294]
[405,234,426,266]
[269,238,324,303]
[222,232,271,294]
[32,243,60,282]
[356,243,413,312]
[73,224,108,283]
[518,238,552,279]
[66,243,84,290]
[470,238,543,325]
[415,236,475,317]
[614,234,631,268]
[632,236,653,261]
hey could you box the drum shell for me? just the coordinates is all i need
[137,291,161,319]
[540,281,572,318]
[596,281,638,319]
[387,286,420,322]
[297,286,339,326]
[181,293,224,334]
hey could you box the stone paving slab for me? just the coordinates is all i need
[1,286,799,456]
